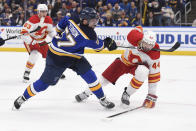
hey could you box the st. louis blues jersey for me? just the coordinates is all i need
[49,16,104,59]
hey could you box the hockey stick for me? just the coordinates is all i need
[0,26,41,46]
[39,41,52,46]
[118,42,181,52]
[106,106,144,118]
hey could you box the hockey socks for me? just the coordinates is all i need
[80,69,104,99]
[23,79,49,99]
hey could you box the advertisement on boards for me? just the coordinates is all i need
[0,26,196,52]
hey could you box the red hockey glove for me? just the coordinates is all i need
[143,94,158,108]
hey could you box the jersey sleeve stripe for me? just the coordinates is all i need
[69,20,89,40]
[49,46,82,59]
[148,78,160,83]
[149,72,160,77]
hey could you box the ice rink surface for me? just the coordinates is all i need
[0,52,196,131]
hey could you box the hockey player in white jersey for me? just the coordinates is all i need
[75,26,160,108]
[21,4,65,83]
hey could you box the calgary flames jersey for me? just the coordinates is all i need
[21,15,54,44]
[121,26,160,86]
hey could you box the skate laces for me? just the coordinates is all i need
[100,97,110,106]
[24,71,30,77]
[79,92,89,99]
[17,96,25,105]
[122,91,130,101]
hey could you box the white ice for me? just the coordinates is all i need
[0,52,196,131]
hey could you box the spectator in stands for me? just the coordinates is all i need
[70,6,81,24]
[169,0,178,13]
[111,3,124,22]
[26,6,34,18]
[107,3,113,11]
[47,4,53,16]
[144,11,156,26]
[148,0,165,26]
[131,12,142,26]
[106,0,120,6]
[130,1,138,18]
[53,11,63,25]
[119,0,131,17]
[15,12,25,26]
[51,0,61,18]
[2,11,12,26]
[118,11,129,26]
[81,0,97,8]
[131,0,139,7]
[102,12,115,26]
[69,1,79,14]
[65,0,73,10]
[162,1,174,26]
[96,0,103,12]
[60,3,68,16]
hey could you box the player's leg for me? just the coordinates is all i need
[23,50,40,83]
[121,65,149,105]
[13,53,66,110]
[73,57,115,109]
[75,58,129,102]
[39,42,66,80]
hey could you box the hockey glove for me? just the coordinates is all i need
[104,37,117,51]
[143,94,158,108]
[55,31,63,39]
[0,38,5,46]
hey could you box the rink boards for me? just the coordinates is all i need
[0,26,196,55]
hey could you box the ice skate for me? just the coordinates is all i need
[121,87,130,106]
[75,91,89,102]
[99,96,115,109]
[23,71,30,83]
[13,96,26,110]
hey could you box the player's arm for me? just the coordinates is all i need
[143,59,160,108]
[55,16,70,38]
[85,37,117,51]
[46,16,56,38]
[21,21,38,45]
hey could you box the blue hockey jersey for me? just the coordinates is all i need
[49,16,104,59]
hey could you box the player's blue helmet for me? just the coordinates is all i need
[79,7,99,21]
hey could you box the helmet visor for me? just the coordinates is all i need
[88,18,99,27]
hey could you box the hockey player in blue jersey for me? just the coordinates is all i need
[13,7,117,110]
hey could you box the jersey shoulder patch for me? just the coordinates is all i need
[146,43,160,60]
[28,15,40,24]
[44,16,53,24]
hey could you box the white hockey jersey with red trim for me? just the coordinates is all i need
[121,26,160,88]
[21,15,55,44]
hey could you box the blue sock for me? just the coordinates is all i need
[23,79,49,99]
[80,69,104,99]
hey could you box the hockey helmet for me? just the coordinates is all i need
[37,4,48,12]
[79,7,99,21]
[142,31,156,46]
